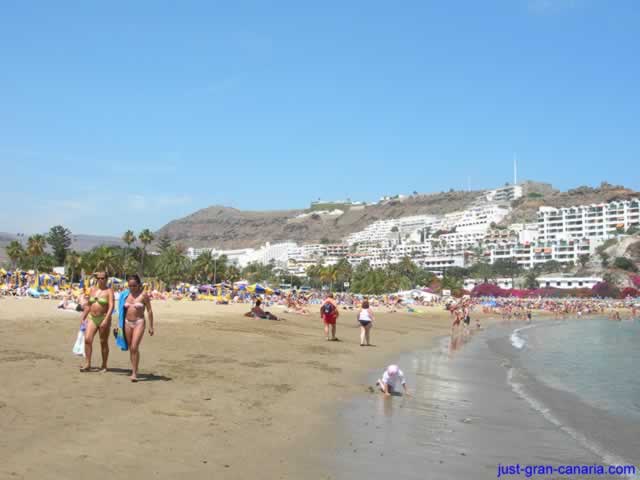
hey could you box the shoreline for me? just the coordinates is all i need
[322,318,617,480]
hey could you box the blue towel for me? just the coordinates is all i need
[116,289,130,351]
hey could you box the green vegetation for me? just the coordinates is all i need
[47,226,72,265]
[578,254,590,269]
[613,256,638,272]
[348,257,435,295]
[527,192,544,199]
[597,238,617,255]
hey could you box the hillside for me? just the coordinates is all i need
[156,189,483,248]
[157,181,639,249]
[503,182,639,225]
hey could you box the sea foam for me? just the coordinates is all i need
[510,324,536,350]
[507,367,638,479]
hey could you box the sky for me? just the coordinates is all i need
[1,0,639,236]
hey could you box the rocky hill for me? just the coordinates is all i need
[503,182,639,225]
[156,181,639,249]
[156,189,483,248]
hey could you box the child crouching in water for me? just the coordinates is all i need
[376,364,410,396]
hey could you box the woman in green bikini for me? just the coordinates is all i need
[80,272,114,372]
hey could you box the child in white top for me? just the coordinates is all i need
[376,364,409,396]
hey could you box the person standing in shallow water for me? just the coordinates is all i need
[80,272,114,372]
[123,274,154,382]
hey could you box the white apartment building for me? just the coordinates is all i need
[289,243,348,262]
[415,255,465,273]
[438,230,487,252]
[536,276,602,290]
[537,199,640,242]
[509,223,539,243]
[186,243,297,268]
[245,242,298,267]
[463,278,514,290]
[346,215,438,246]
[486,238,599,269]
[186,247,257,263]
[346,219,398,245]
[484,184,524,203]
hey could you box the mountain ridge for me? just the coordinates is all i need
[156,181,639,249]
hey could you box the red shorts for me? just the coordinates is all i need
[322,314,337,325]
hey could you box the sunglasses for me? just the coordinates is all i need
[96,277,106,280]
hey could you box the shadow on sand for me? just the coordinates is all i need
[108,368,172,382]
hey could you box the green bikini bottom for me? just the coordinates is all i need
[90,314,106,328]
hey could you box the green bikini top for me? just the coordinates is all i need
[89,296,109,306]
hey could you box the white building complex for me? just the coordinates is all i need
[537,199,640,242]
[485,238,598,269]
[536,276,602,290]
[185,189,637,280]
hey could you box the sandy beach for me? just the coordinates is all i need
[0,297,462,480]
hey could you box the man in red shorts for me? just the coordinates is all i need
[320,293,339,341]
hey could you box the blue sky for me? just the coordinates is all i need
[2,0,639,236]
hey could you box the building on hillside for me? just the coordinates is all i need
[536,276,602,290]
[414,255,466,275]
[310,199,364,209]
[463,277,514,291]
[509,223,539,243]
[537,199,640,242]
[484,184,524,203]
[485,238,601,269]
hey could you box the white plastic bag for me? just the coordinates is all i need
[72,330,85,357]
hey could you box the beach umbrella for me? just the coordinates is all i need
[247,284,273,295]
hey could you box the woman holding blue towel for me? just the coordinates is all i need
[123,274,154,382]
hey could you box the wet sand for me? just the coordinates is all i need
[327,321,638,480]
[0,297,462,480]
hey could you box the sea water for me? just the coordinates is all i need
[511,318,640,421]
[327,319,640,479]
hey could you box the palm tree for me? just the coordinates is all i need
[226,264,241,283]
[94,246,123,275]
[27,234,47,271]
[65,250,82,283]
[193,250,217,283]
[122,230,137,277]
[306,264,322,288]
[523,270,538,290]
[156,246,191,287]
[122,230,136,248]
[320,265,338,291]
[6,240,24,269]
[138,228,155,275]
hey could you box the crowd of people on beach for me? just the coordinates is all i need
[3,271,639,389]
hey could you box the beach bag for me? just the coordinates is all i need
[322,302,335,316]
[72,329,85,357]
